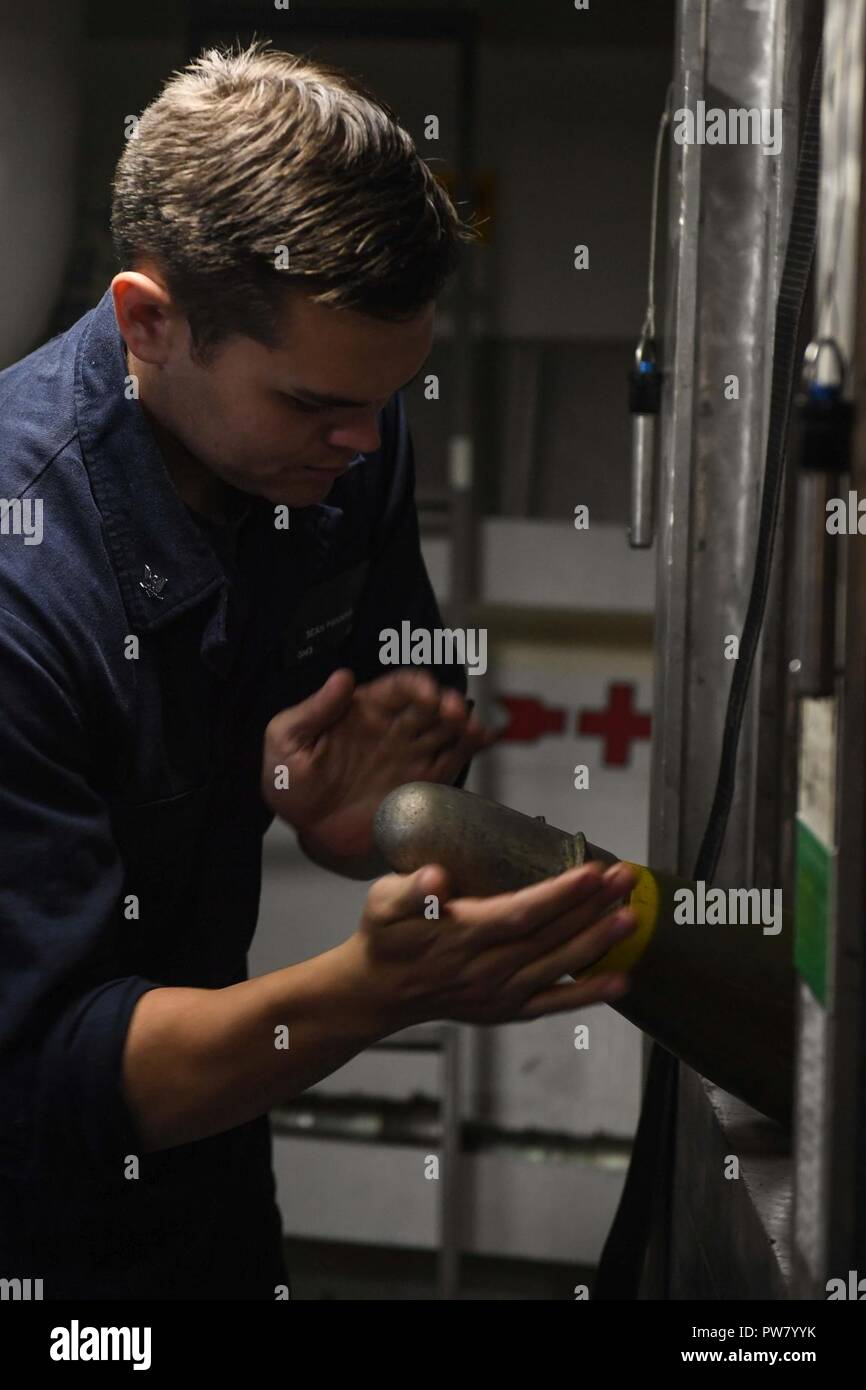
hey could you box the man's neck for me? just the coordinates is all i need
[148,413,236,524]
[126,348,234,524]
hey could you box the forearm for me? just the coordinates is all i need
[122,937,395,1153]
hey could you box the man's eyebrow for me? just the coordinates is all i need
[290,363,427,408]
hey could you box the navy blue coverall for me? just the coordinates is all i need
[0,288,467,1299]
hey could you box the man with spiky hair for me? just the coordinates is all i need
[0,42,635,1300]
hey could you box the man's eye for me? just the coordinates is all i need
[280,393,322,414]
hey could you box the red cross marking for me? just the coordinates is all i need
[578,683,651,766]
[497,695,566,743]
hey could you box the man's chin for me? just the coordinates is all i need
[262,470,339,506]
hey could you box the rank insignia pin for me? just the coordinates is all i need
[139,564,168,599]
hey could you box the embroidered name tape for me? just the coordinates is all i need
[282,561,370,667]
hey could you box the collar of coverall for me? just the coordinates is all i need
[73,288,359,636]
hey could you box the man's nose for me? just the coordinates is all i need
[325,408,382,455]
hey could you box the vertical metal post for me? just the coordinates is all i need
[648,0,705,886]
[646,0,807,1295]
[792,0,866,1296]
[437,1025,461,1300]
[834,5,866,1274]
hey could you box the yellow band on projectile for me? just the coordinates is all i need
[579,861,659,979]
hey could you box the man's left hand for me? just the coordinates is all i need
[261,668,495,861]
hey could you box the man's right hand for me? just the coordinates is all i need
[347,859,639,1028]
[123,858,637,1153]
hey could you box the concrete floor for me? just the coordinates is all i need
[284,1238,593,1301]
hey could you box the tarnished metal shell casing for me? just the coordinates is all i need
[374,782,794,1127]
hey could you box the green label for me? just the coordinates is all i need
[795,817,831,1004]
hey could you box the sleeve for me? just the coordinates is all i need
[346,390,469,704]
[0,605,159,1179]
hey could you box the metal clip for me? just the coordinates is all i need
[628,337,661,547]
[795,337,853,475]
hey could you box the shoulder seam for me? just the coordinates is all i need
[5,430,79,501]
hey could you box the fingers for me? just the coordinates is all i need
[416,704,487,756]
[393,681,471,742]
[504,905,637,998]
[364,671,440,716]
[365,863,450,925]
[425,728,488,783]
[515,971,631,1021]
[354,672,443,740]
[453,861,637,952]
[437,685,476,728]
[360,674,495,750]
[267,669,355,749]
[408,704,465,748]
[411,688,491,754]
